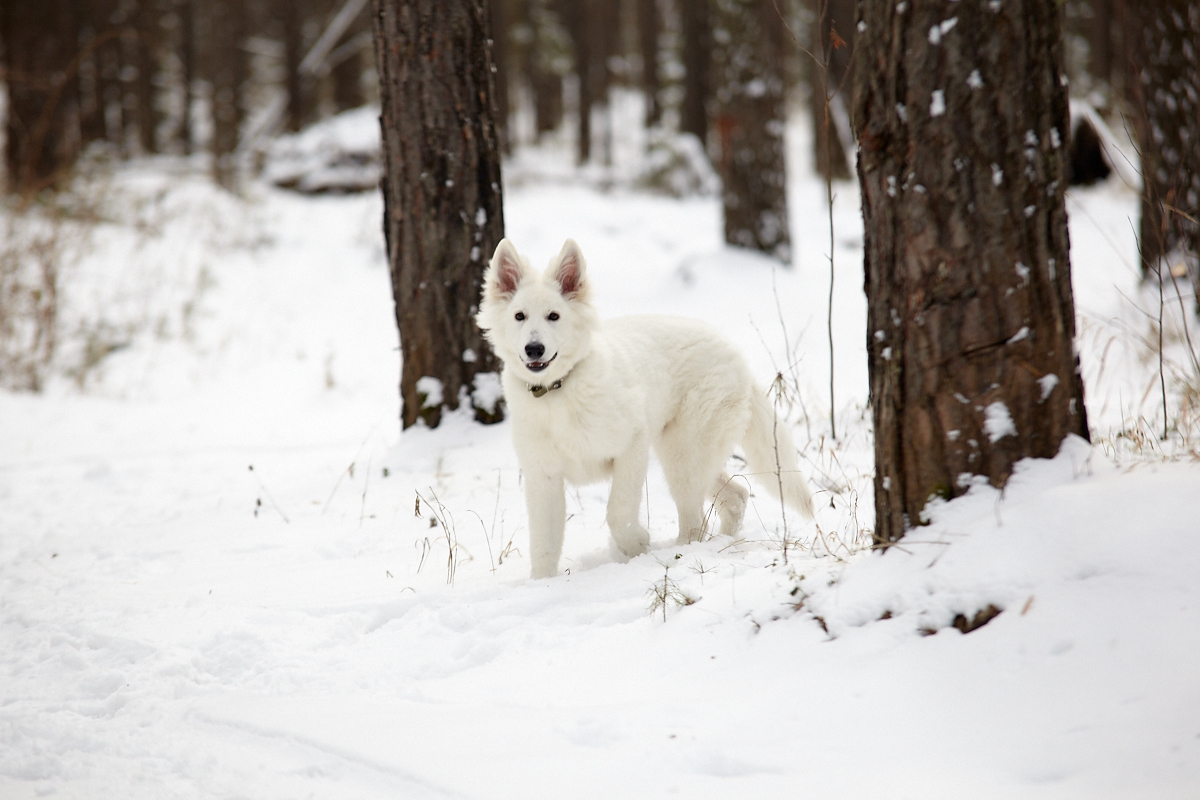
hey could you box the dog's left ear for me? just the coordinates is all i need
[551,238,589,300]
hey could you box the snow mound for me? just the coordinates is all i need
[264,106,382,194]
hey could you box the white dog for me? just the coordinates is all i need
[477,238,815,579]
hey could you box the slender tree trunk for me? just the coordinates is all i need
[208,0,248,187]
[280,0,316,132]
[132,0,162,153]
[1,0,82,194]
[712,0,791,261]
[526,0,565,137]
[179,0,196,152]
[638,0,661,126]
[810,0,854,181]
[372,0,507,429]
[562,0,592,162]
[680,0,712,146]
[331,44,366,111]
[853,0,1090,545]
[587,0,619,166]
[1089,0,1114,87]
[1130,0,1200,301]
[490,0,511,152]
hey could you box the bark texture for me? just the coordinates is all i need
[853,0,1090,544]
[1130,0,1200,294]
[712,0,791,261]
[372,0,506,429]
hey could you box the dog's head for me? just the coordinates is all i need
[476,238,598,386]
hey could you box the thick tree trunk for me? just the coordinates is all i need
[680,0,712,146]
[853,0,1090,544]
[810,0,854,181]
[373,0,507,429]
[2,0,83,194]
[1130,0,1200,299]
[712,0,791,261]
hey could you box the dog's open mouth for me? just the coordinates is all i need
[524,355,556,373]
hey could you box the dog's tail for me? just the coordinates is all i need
[742,388,815,519]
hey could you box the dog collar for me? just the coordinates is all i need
[529,376,564,397]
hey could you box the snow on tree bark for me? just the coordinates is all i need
[852,0,1090,544]
[712,0,791,262]
[372,0,507,429]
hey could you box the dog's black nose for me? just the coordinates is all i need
[525,342,545,360]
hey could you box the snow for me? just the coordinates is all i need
[263,105,382,194]
[2,102,1200,799]
[983,400,1017,443]
[930,89,946,117]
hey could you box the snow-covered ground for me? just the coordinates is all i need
[2,105,1198,799]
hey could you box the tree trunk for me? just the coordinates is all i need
[372,0,507,429]
[1130,0,1200,300]
[207,0,248,187]
[853,0,1090,545]
[280,0,316,132]
[490,0,511,152]
[638,0,661,126]
[561,0,592,162]
[2,0,83,195]
[132,0,162,154]
[331,40,362,112]
[810,0,854,181]
[526,0,566,137]
[680,0,712,146]
[179,0,196,152]
[562,0,617,165]
[712,0,791,261]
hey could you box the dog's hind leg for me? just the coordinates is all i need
[658,425,735,545]
[606,435,652,558]
[710,472,749,537]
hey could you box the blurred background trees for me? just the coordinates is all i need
[0,0,1195,273]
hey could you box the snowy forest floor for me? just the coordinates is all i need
[2,109,1199,799]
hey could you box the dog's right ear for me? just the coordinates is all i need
[485,238,525,301]
[550,238,589,301]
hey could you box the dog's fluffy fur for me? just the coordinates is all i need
[477,238,815,579]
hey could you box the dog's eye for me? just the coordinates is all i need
[547,312,559,321]
[515,312,525,321]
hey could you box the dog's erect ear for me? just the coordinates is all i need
[486,238,525,300]
[551,238,589,300]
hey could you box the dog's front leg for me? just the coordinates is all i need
[606,436,651,558]
[525,471,566,579]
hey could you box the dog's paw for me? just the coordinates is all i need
[612,523,651,558]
